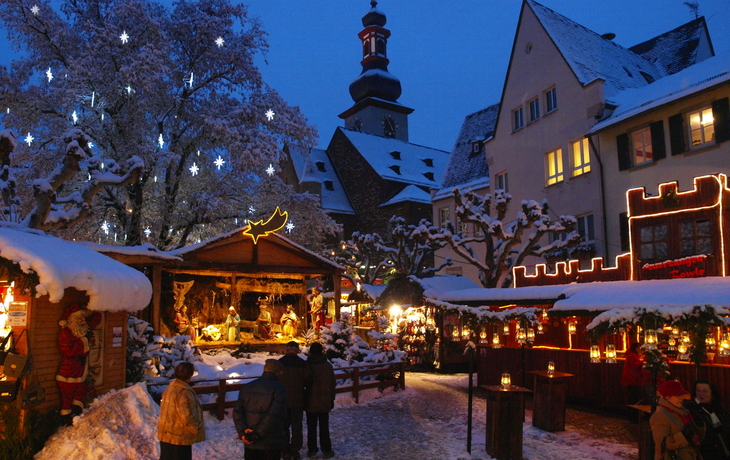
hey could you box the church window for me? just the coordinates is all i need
[315,161,326,172]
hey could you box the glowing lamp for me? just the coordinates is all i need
[388,305,403,318]
[501,373,511,389]
[537,323,544,334]
[605,344,617,363]
[590,345,601,363]
[492,333,501,349]
[516,328,527,345]
[568,322,577,335]
[677,343,689,360]
[719,333,730,357]
[527,328,535,342]
[671,326,680,337]
[451,328,460,342]
[479,328,488,344]
[503,323,510,336]
[547,361,555,375]
[644,329,658,350]
[462,326,471,339]
[667,337,677,351]
[681,331,690,344]
[706,333,716,350]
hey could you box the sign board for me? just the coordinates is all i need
[8,301,28,326]
[640,254,709,280]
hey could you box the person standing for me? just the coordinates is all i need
[226,307,241,342]
[685,379,730,460]
[650,380,703,460]
[234,359,288,460]
[279,341,310,460]
[157,362,206,460]
[621,342,644,405]
[305,343,336,459]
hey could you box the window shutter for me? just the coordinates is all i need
[712,97,730,143]
[650,120,666,161]
[617,133,630,171]
[619,212,629,252]
[668,113,686,155]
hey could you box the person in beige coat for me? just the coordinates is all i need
[158,362,206,460]
[650,380,703,460]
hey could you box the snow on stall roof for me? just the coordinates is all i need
[339,128,450,189]
[436,277,730,313]
[410,275,482,299]
[591,50,730,132]
[361,283,387,301]
[78,241,183,262]
[528,0,664,97]
[380,184,431,206]
[287,145,355,215]
[0,224,152,311]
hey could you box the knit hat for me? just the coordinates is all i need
[59,303,84,327]
[658,380,690,398]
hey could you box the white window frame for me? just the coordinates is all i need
[631,127,653,165]
[495,171,509,192]
[529,97,540,123]
[571,138,591,176]
[439,207,450,228]
[545,148,564,186]
[545,87,557,113]
[688,106,715,149]
[513,107,524,131]
[576,213,595,243]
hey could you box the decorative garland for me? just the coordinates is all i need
[0,257,39,296]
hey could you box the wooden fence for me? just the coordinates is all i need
[149,361,406,421]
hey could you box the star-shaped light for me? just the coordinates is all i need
[189,162,199,176]
[286,222,295,233]
[30,5,40,15]
[265,164,275,176]
[88,142,94,148]
[158,134,164,149]
[144,227,152,238]
[215,36,225,47]
[24,133,34,146]
[101,220,110,235]
[120,31,129,44]
[248,206,255,214]
[214,155,225,169]
[46,67,53,82]
[72,111,78,124]
[265,109,275,121]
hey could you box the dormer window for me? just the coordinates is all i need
[324,180,334,191]
[389,165,401,175]
[471,141,482,155]
[423,172,435,181]
[389,151,401,160]
[422,158,434,167]
[315,161,326,172]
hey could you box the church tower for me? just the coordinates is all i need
[338,1,414,142]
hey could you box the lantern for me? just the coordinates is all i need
[719,333,730,357]
[451,327,460,342]
[671,326,680,337]
[706,332,717,350]
[479,328,488,344]
[517,328,527,345]
[568,322,577,335]
[590,345,601,363]
[644,329,658,350]
[547,361,555,375]
[677,343,689,360]
[667,337,677,352]
[527,328,535,342]
[537,322,544,334]
[462,325,471,339]
[681,331,690,344]
[425,316,435,331]
[492,333,501,349]
[503,323,510,336]
[501,373,511,389]
[605,343,617,363]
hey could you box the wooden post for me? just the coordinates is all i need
[217,379,227,421]
[152,265,162,333]
[352,367,360,403]
[399,361,406,390]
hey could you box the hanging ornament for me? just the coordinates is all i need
[214,155,225,169]
[478,328,487,344]
[644,329,658,350]
[451,327,460,342]
[537,322,544,334]
[189,162,199,176]
[265,109,275,121]
[120,31,129,44]
[215,36,225,47]
[286,222,295,233]
[568,322,577,335]
[605,344,617,363]
[492,333,501,349]
[706,333,717,350]
[24,133,34,146]
[667,337,677,352]
[516,328,526,345]
[265,164,275,176]
[527,328,535,342]
[144,227,152,238]
[30,5,40,15]
[158,134,164,149]
[101,220,110,235]
[503,323,510,336]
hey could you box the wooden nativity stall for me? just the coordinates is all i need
[0,225,152,431]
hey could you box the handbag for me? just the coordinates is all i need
[0,332,12,366]
[0,379,20,403]
[3,329,28,379]
[19,372,45,409]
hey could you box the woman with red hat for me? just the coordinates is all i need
[650,379,704,460]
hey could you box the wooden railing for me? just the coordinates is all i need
[148,361,406,421]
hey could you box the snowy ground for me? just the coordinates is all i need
[35,352,638,460]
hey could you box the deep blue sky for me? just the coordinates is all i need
[2,1,730,152]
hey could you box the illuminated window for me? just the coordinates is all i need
[632,128,653,165]
[571,138,591,176]
[689,107,715,148]
[680,219,712,257]
[513,107,524,131]
[439,208,450,228]
[496,171,509,192]
[545,87,557,113]
[529,98,540,123]
[545,148,564,185]
[640,224,668,261]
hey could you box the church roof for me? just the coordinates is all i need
[436,103,498,197]
[380,184,431,207]
[287,145,355,215]
[527,0,664,97]
[338,127,450,189]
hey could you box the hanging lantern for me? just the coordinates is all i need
[451,327,460,342]
[667,337,677,352]
[462,325,471,339]
[677,343,689,360]
[590,345,601,363]
[547,361,555,376]
[542,309,548,321]
[568,322,577,335]
[527,328,535,342]
[501,372,511,389]
[681,331,690,344]
[671,326,680,337]
[706,332,717,350]
[644,329,658,350]
[492,333,501,349]
[605,343,617,363]
[537,322,544,334]
[503,323,510,336]
[718,333,730,357]
[517,328,527,345]
[425,316,435,331]
[479,328,488,344]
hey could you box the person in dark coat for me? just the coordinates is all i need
[304,343,336,459]
[234,359,288,460]
[279,341,310,460]
[621,342,644,404]
[685,379,730,460]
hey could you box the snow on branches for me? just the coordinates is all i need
[430,188,581,288]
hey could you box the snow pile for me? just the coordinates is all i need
[35,383,160,460]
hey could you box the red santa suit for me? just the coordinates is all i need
[56,304,101,417]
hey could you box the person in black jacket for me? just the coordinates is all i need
[234,359,288,460]
[279,341,310,460]
[685,379,730,460]
[305,343,336,459]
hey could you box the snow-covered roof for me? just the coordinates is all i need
[435,277,730,313]
[338,127,450,189]
[437,103,498,193]
[361,283,387,301]
[287,145,355,215]
[380,185,431,207]
[528,0,665,97]
[629,17,710,77]
[591,50,730,132]
[0,225,152,311]
[78,242,183,262]
[409,274,482,299]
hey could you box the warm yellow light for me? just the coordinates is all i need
[503,323,510,335]
[527,328,535,342]
[492,333,501,349]
[590,345,601,363]
[644,329,658,349]
[547,361,555,375]
[388,305,402,317]
[605,344,617,363]
[568,322,577,334]
[501,373,511,389]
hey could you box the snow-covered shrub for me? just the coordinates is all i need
[320,312,360,362]
[126,316,154,384]
[365,316,406,365]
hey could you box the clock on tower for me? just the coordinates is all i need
[382,114,397,138]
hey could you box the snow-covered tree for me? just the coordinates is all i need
[0,0,338,249]
[431,188,581,288]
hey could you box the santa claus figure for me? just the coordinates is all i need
[56,303,101,425]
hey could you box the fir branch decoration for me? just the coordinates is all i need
[642,346,670,379]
